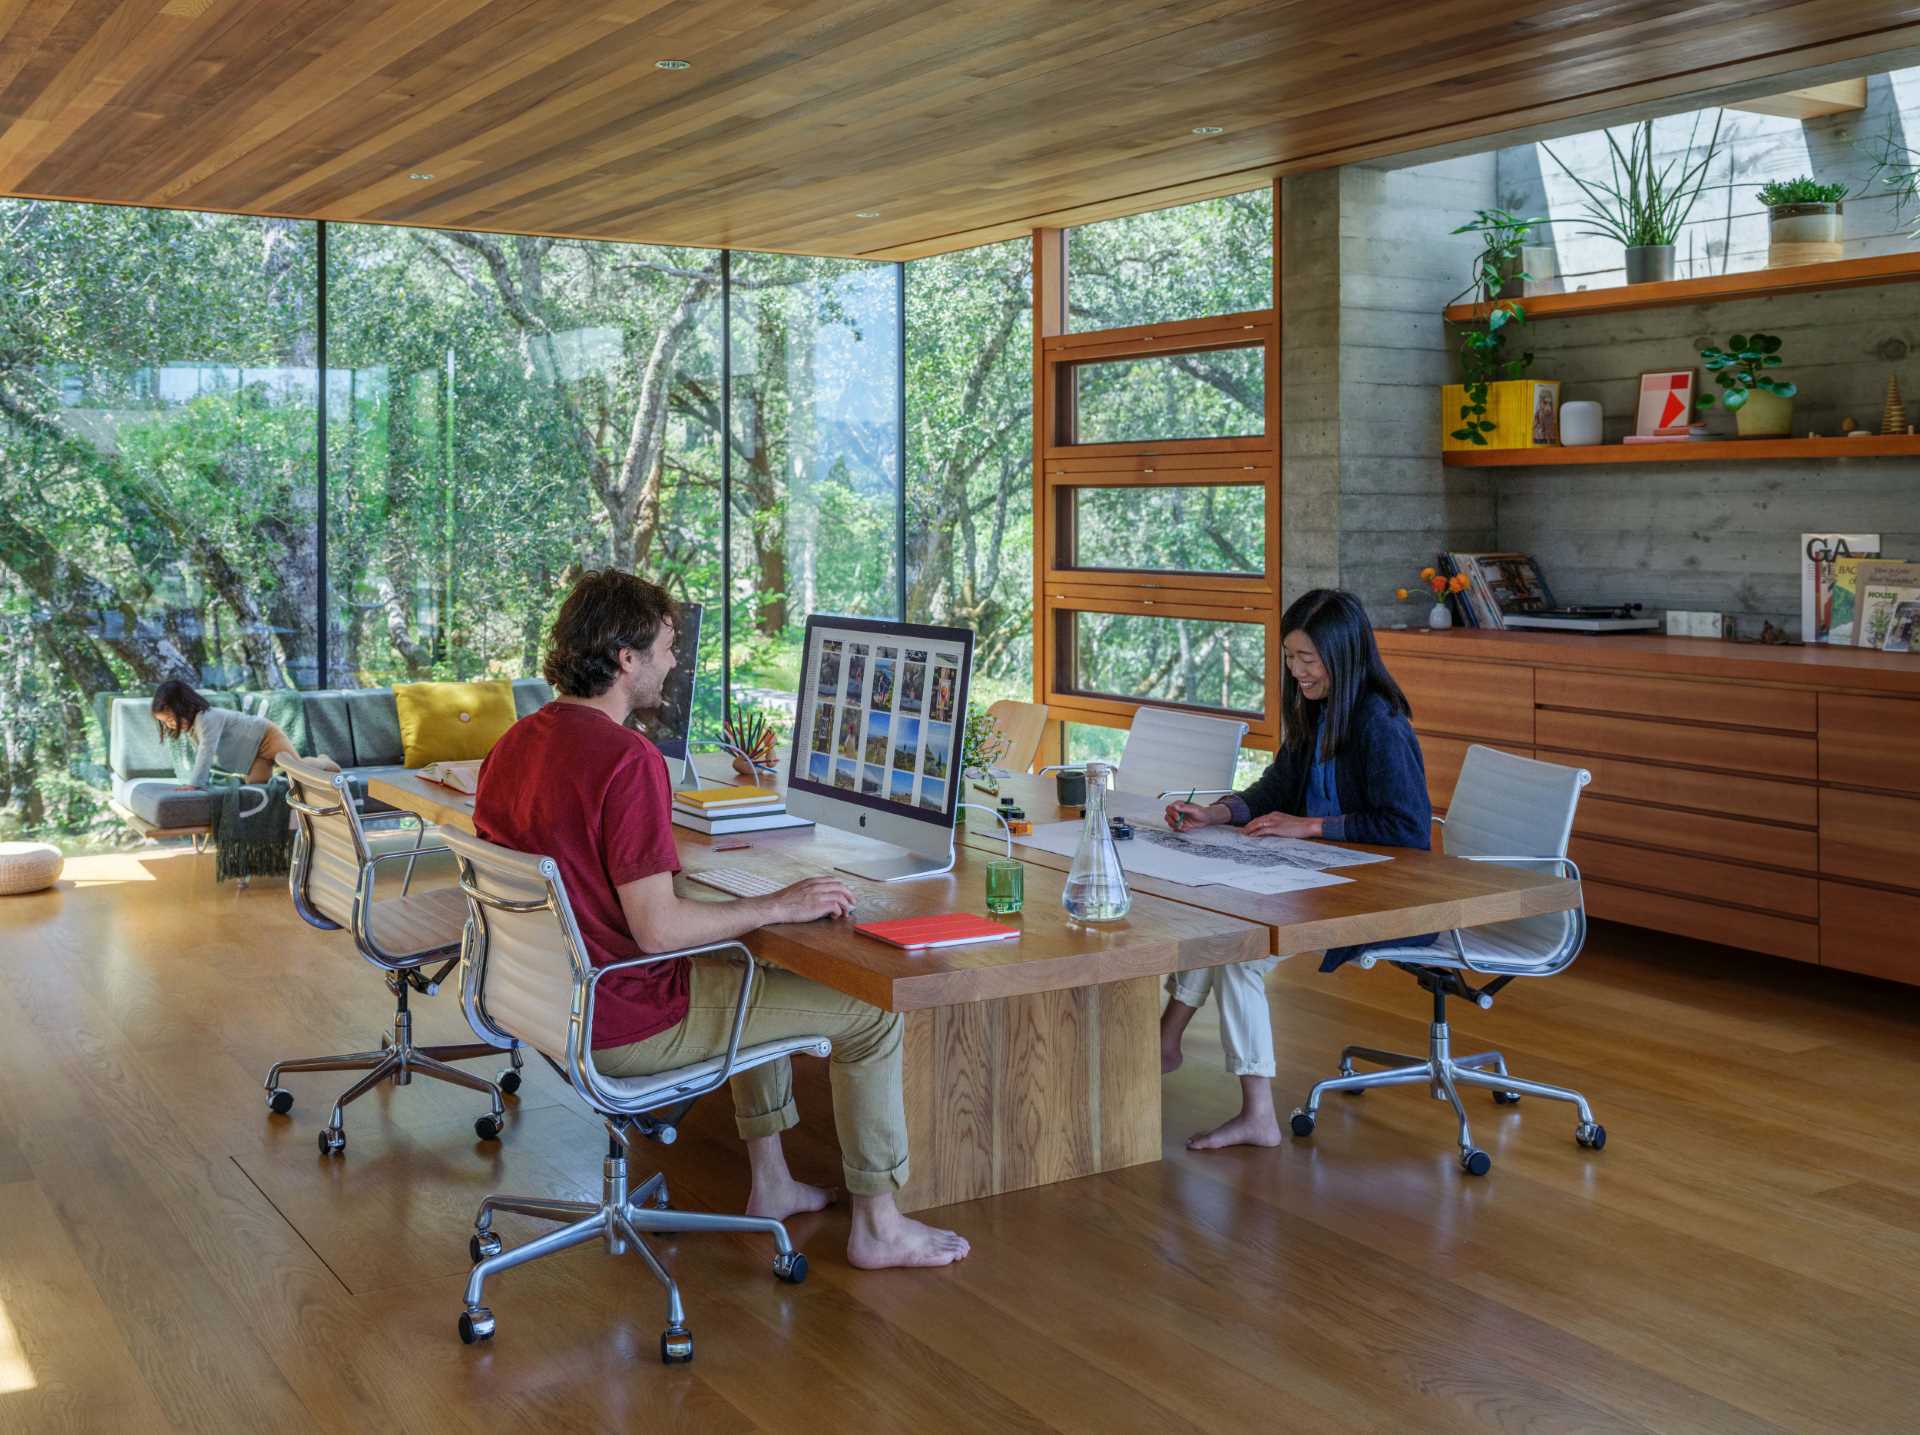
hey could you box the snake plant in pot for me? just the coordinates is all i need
[1543,111,1724,284]
[1696,333,1797,438]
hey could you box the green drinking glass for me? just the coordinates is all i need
[984,858,1024,915]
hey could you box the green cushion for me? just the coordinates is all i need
[512,677,553,718]
[343,689,405,766]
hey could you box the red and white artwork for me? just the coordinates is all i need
[1636,370,1695,436]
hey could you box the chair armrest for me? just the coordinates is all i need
[1156,787,1235,801]
[1458,854,1581,881]
[581,942,760,1110]
[364,842,452,870]
[1035,763,1083,777]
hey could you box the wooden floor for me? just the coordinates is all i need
[3,848,1919,1433]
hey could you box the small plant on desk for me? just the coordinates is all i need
[960,703,1011,794]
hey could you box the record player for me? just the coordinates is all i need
[1501,602,1660,634]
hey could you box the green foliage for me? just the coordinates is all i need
[1449,302,1533,445]
[1449,208,1546,305]
[1543,112,1725,248]
[1864,121,1920,239]
[960,702,1011,783]
[1755,176,1849,207]
[1694,334,1795,412]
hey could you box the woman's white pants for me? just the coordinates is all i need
[1166,956,1281,1077]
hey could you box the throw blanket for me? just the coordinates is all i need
[214,774,294,884]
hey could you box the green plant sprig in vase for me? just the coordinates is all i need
[1449,208,1549,304]
[1696,333,1797,438]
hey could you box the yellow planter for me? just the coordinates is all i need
[1442,379,1562,451]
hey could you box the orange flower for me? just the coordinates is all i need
[1419,566,1437,581]
[1449,573,1471,593]
[1395,587,1409,600]
[1429,576,1447,594]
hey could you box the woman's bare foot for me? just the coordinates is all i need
[745,1172,838,1221]
[1159,997,1197,1074]
[847,1195,971,1269]
[1186,1110,1284,1150]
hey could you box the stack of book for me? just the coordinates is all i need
[670,786,813,835]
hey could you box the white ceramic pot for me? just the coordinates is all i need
[1428,601,1453,630]
[1560,400,1603,446]
[1768,203,1842,267]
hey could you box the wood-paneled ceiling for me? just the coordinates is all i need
[2,1,1917,259]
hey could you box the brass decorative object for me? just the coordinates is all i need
[1882,373,1908,436]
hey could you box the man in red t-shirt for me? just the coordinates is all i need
[476,570,967,1270]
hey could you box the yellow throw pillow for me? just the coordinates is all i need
[394,681,518,768]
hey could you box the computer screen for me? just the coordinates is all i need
[786,614,974,831]
[631,600,702,762]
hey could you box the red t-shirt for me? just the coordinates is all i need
[473,702,686,1048]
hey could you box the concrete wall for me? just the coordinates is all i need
[1286,67,1920,639]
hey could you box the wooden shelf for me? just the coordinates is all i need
[1442,252,1920,324]
[1442,435,1920,468]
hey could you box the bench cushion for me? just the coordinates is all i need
[342,689,405,767]
[113,776,219,831]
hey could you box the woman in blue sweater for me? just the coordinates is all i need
[1160,588,1433,1149]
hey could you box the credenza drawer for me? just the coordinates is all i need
[1584,880,1819,963]
[1537,669,1815,731]
[1396,656,1533,745]
[1576,794,1818,871]
[1820,883,1920,983]
[1819,788,1920,891]
[1422,736,1533,813]
[1570,837,1818,918]
[1553,750,1817,826]
[1820,693,1920,795]
[1537,710,1816,781]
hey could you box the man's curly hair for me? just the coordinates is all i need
[542,570,678,699]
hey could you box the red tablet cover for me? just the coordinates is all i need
[855,913,1019,949]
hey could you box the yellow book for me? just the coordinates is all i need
[1442,379,1562,451]
[673,785,781,811]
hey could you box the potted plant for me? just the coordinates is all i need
[1397,568,1472,630]
[955,703,1011,821]
[1756,177,1848,267]
[1695,333,1797,438]
[1450,208,1554,301]
[1543,111,1725,284]
[1442,301,1553,449]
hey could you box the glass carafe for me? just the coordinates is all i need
[1063,762,1130,922]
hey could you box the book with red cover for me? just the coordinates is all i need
[855,913,1019,950]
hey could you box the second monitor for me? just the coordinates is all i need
[785,613,974,882]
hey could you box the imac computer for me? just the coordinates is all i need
[631,600,703,787]
[785,613,974,882]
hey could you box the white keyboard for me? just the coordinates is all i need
[687,866,784,898]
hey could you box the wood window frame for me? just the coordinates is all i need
[1030,182,1282,765]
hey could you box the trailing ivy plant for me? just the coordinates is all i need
[1542,111,1725,248]
[1754,176,1848,208]
[1449,208,1548,304]
[1694,333,1795,413]
[1450,301,1534,445]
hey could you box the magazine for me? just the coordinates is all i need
[1849,561,1920,650]
[1446,552,1556,628]
[1801,533,1880,645]
[1884,600,1920,654]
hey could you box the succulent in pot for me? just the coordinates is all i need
[1757,177,1847,267]
[1696,333,1797,438]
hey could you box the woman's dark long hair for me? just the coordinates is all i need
[151,678,210,743]
[1278,589,1411,757]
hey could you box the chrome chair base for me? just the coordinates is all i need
[459,1122,808,1363]
[264,986,523,1153]
[1289,1005,1605,1176]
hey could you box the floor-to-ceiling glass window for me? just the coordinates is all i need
[0,200,318,842]
[324,226,727,736]
[726,254,901,737]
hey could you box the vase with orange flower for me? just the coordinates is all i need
[1397,567,1471,630]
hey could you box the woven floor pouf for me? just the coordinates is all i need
[0,841,63,895]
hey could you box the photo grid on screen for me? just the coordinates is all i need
[803,630,962,816]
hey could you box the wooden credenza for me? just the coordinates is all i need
[1376,629,1920,983]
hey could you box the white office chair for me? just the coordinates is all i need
[1042,704,1249,801]
[265,754,521,1154]
[1288,745,1599,1176]
[441,827,828,1363]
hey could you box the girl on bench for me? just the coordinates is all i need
[151,679,298,787]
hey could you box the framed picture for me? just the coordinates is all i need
[1636,370,1695,436]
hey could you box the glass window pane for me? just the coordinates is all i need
[1070,347,1263,444]
[905,239,1033,709]
[1068,611,1264,714]
[1,200,317,848]
[1068,189,1272,332]
[728,252,901,744]
[324,227,726,737]
[1071,485,1264,574]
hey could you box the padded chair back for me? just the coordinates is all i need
[440,828,586,1068]
[279,754,368,931]
[1443,745,1590,969]
[1115,705,1249,798]
[984,699,1049,774]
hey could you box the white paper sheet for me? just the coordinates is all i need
[1013,815,1365,892]
[1210,867,1350,896]
[1138,824,1388,873]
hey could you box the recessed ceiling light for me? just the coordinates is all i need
[656,59,690,70]
[408,172,435,180]
[1192,125,1225,136]
[855,210,881,219]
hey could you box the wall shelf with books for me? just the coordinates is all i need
[1441,252,1920,324]
[1442,435,1920,468]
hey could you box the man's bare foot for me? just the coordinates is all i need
[1186,1110,1284,1150]
[847,1201,971,1269]
[745,1174,838,1222]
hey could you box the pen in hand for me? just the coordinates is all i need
[1169,787,1197,831]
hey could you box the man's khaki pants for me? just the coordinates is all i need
[597,957,910,1196]
[1167,956,1282,1077]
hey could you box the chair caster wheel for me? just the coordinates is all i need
[458,1307,495,1344]
[1461,1148,1491,1176]
[1576,1123,1607,1150]
[266,1087,294,1115]
[474,1114,504,1141]
[498,1069,522,1095]
[773,1251,808,1285]
[1289,1110,1315,1138]
[470,1231,503,1263]
[318,1126,345,1156]
[1493,1090,1521,1105]
[660,1326,694,1364]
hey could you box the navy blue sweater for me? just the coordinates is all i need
[1222,690,1434,969]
